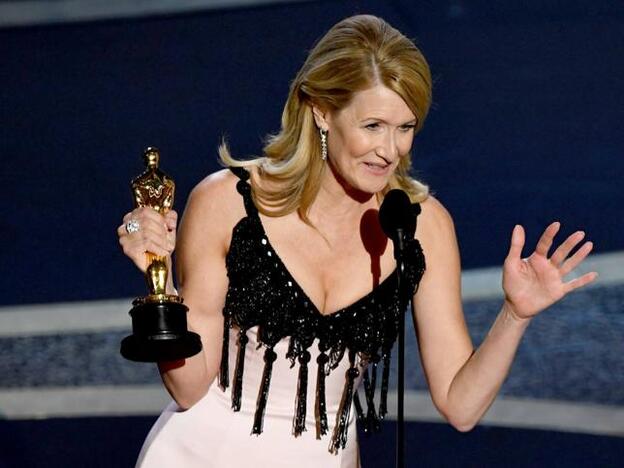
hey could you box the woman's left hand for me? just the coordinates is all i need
[502,222,598,321]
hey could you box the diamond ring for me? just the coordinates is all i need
[125,219,140,234]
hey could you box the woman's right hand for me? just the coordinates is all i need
[117,207,178,272]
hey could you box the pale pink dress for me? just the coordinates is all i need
[136,326,365,467]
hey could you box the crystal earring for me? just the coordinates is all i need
[320,128,328,161]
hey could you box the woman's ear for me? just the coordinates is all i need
[311,104,330,131]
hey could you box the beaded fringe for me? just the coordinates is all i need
[232,329,248,411]
[252,347,277,434]
[353,391,366,426]
[329,352,359,454]
[353,360,382,434]
[363,361,381,433]
[221,324,395,450]
[293,350,311,436]
[379,351,391,420]
[218,316,231,390]
[315,350,330,438]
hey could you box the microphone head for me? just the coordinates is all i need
[379,189,416,240]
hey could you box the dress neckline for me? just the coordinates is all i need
[248,213,399,319]
[229,168,402,318]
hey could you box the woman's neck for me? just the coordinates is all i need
[308,162,378,225]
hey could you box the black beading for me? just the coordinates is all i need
[219,167,426,452]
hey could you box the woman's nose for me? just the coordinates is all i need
[376,131,399,161]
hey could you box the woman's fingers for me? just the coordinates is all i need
[550,230,585,266]
[565,271,598,292]
[119,233,171,272]
[141,226,174,253]
[559,241,594,277]
[506,224,525,260]
[117,207,178,272]
[534,221,560,256]
[126,206,168,225]
[116,223,128,237]
[122,218,170,249]
[122,208,175,238]
[120,235,170,258]
[164,210,178,231]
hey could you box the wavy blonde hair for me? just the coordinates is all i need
[220,14,432,220]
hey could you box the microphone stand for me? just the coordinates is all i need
[378,189,416,468]
[394,229,407,468]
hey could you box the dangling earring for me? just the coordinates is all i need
[320,128,328,161]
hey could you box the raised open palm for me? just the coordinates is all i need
[502,222,598,320]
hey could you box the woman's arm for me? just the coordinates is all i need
[158,170,245,409]
[118,169,242,409]
[412,197,596,431]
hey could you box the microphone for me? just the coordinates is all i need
[379,188,417,468]
[379,189,416,259]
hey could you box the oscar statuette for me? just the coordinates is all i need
[120,147,202,362]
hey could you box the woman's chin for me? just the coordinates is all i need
[366,171,396,189]
[351,177,390,196]
[327,163,392,197]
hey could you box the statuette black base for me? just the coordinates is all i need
[120,300,202,362]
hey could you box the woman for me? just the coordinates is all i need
[117,15,597,467]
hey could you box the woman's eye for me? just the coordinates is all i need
[365,123,380,130]
[400,124,416,132]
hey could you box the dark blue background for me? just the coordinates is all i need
[1,0,622,305]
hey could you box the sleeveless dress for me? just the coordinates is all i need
[136,168,426,467]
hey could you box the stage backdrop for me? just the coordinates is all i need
[1,0,622,305]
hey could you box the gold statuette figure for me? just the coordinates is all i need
[120,147,202,362]
[131,147,178,302]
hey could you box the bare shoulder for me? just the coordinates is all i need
[413,196,462,303]
[190,168,244,212]
[178,168,247,253]
[417,195,456,239]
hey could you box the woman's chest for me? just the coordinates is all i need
[260,214,397,316]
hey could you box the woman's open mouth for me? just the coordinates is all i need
[363,161,391,175]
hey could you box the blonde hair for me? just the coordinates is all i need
[220,14,432,220]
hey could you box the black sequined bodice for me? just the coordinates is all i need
[218,167,426,452]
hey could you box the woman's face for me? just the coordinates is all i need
[317,84,417,194]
